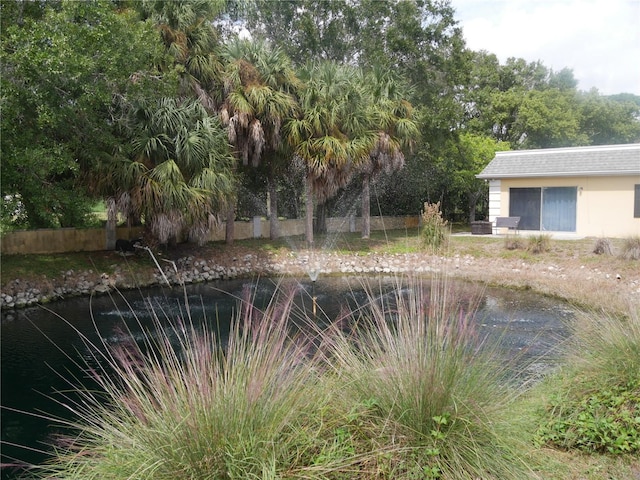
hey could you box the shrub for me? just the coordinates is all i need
[504,235,524,250]
[420,202,449,252]
[319,277,532,479]
[33,278,537,479]
[34,285,336,479]
[535,308,640,455]
[592,237,613,255]
[527,234,552,254]
[620,236,640,260]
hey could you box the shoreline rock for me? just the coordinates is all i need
[2,250,638,315]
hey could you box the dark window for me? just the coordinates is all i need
[635,185,640,218]
[509,188,541,230]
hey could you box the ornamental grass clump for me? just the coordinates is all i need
[318,276,532,479]
[421,202,449,252]
[33,285,334,480]
[535,306,640,455]
[31,277,540,479]
[527,234,552,254]
[620,235,640,260]
[592,237,613,255]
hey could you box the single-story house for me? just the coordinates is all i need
[476,143,640,238]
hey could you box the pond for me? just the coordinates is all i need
[1,276,575,479]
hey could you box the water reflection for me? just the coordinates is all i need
[1,277,573,478]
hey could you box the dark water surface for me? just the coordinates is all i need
[1,277,574,478]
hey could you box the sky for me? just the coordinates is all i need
[451,0,640,95]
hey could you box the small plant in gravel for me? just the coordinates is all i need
[592,237,613,255]
[527,234,552,254]
[421,202,449,252]
[620,235,640,260]
[503,234,524,250]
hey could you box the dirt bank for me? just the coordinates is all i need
[2,236,639,315]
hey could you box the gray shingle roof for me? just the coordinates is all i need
[477,143,640,179]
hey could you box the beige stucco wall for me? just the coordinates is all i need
[497,175,640,238]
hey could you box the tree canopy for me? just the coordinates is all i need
[2,0,639,235]
[1,0,168,228]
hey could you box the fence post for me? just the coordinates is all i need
[253,216,262,238]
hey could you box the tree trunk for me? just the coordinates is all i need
[314,202,327,235]
[225,202,235,245]
[305,173,314,247]
[361,174,371,239]
[269,178,280,240]
[468,190,482,224]
[106,197,117,250]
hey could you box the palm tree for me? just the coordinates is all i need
[359,67,419,238]
[219,39,300,241]
[139,0,225,111]
[98,98,235,245]
[286,61,375,246]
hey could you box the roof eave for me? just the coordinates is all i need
[477,171,640,180]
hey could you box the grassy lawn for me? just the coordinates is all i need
[1,250,150,283]
[1,228,636,287]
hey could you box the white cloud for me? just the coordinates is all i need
[452,0,640,95]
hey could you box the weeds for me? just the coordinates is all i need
[527,234,552,254]
[592,237,613,255]
[534,307,640,455]
[503,234,524,250]
[620,236,640,260]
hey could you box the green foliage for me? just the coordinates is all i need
[0,0,169,228]
[138,0,225,105]
[580,90,640,145]
[420,202,449,251]
[4,0,640,234]
[515,89,587,148]
[463,52,640,149]
[428,133,509,222]
[105,98,236,244]
[535,308,640,456]
[527,234,552,254]
[285,60,375,243]
[536,382,640,454]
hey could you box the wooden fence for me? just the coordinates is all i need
[1,216,420,255]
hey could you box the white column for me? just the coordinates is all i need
[488,180,502,223]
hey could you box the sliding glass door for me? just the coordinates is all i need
[509,187,540,230]
[541,187,576,231]
[509,187,577,232]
